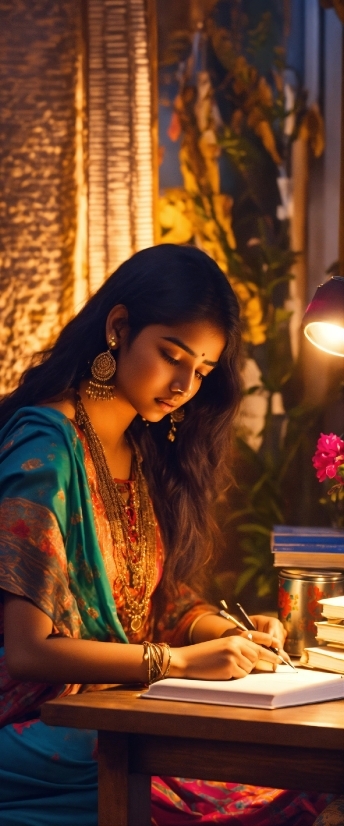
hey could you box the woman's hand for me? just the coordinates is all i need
[249,614,287,651]
[172,634,282,681]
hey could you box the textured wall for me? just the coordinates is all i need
[0,0,84,393]
[0,0,156,394]
[88,0,156,292]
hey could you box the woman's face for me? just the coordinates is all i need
[113,320,226,422]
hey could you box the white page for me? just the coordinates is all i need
[142,668,344,709]
[319,596,344,608]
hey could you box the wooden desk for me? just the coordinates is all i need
[41,687,344,826]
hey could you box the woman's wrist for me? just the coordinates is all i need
[168,647,187,679]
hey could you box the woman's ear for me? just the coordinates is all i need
[105,304,129,347]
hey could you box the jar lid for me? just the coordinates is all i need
[279,568,344,581]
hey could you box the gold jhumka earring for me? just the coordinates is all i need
[86,335,117,400]
[167,408,185,441]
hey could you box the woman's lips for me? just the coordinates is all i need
[155,398,177,412]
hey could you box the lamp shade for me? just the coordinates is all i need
[303,276,344,357]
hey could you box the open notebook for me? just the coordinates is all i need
[142,668,344,709]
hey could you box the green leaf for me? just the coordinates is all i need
[265,275,294,296]
[257,576,274,597]
[223,507,257,523]
[234,567,257,594]
[237,524,271,536]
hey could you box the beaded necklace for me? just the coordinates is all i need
[75,397,157,632]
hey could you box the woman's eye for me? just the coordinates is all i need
[161,350,206,380]
[161,351,178,366]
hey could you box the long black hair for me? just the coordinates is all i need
[0,244,242,593]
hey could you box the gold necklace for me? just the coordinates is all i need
[75,397,157,632]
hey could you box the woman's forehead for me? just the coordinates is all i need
[141,320,226,360]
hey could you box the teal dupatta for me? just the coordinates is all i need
[0,407,128,644]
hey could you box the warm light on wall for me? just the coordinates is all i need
[303,276,344,358]
[0,1,83,395]
[0,1,157,395]
[87,0,155,294]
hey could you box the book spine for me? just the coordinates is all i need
[272,530,344,546]
[272,544,344,552]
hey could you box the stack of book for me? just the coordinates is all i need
[300,595,344,674]
[271,525,344,569]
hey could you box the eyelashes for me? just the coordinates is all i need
[161,350,205,381]
[161,351,178,366]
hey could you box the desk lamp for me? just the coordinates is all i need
[302,275,344,357]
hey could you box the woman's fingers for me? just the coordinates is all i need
[251,643,282,666]
[240,635,285,668]
[226,637,280,672]
[250,615,287,648]
[222,626,291,666]
[243,630,274,647]
[243,630,291,665]
[230,660,257,679]
[225,641,261,678]
[180,633,286,682]
[181,636,260,680]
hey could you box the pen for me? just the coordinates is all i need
[236,602,256,631]
[220,600,295,669]
[219,608,248,632]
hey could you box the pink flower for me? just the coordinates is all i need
[316,432,344,456]
[312,432,344,485]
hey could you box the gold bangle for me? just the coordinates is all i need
[162,643,172,678]
[188,612,217,645]
[142,641,172,684]
[142,641,152,683]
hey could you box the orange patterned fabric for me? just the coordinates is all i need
[75,424,213,647]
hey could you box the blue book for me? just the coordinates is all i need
[271,526,344,569]
[272,525,344,548]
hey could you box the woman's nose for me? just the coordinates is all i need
[170,372,193,397]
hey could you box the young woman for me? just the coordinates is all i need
[0,245,335,825]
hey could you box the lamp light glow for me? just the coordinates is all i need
[302,276,344,357]
[304,321,344,357]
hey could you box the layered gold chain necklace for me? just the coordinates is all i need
[75,397,157,632]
